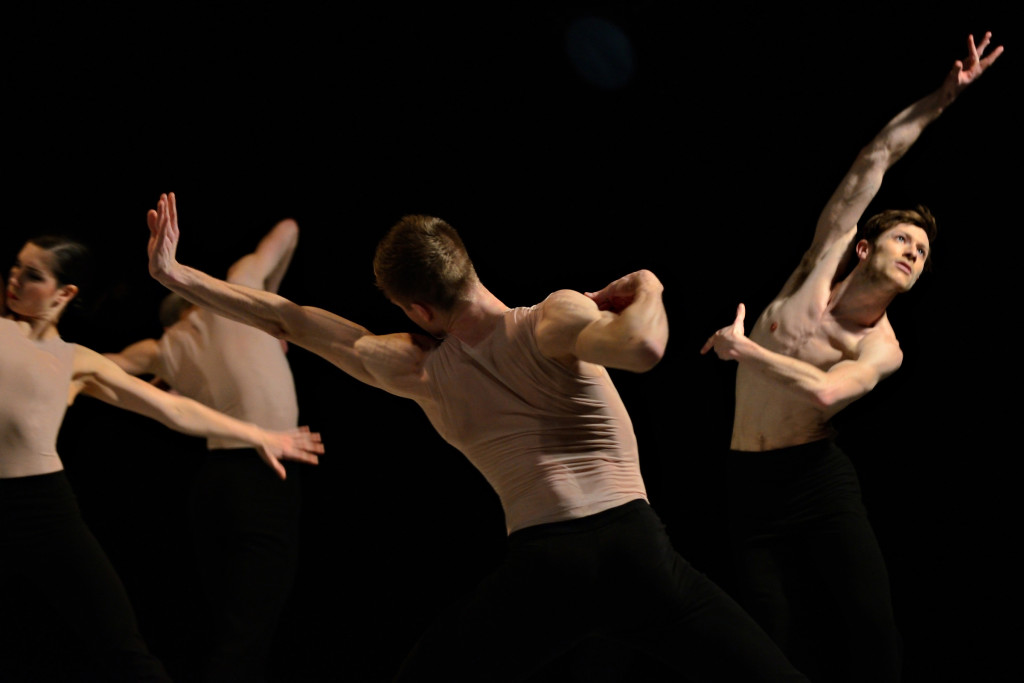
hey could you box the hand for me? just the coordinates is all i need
[700,303,747,361]
[147,192,183,283]
[255,426,324,480]
[942,32,1003,99]
[585,269,662,314]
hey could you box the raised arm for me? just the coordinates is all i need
[71,345,322,479]
[808,32,1003,259]
[147,192,381,388]
[226,218,299,293]
[536,269,668,373]
[701,304,902,415]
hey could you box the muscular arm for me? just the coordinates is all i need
[71,345,322,478]
[702,304,902,413]
[536,269,668,373]
[147,193,423,392]
[802,33,1003,272]
[226,218,299,292]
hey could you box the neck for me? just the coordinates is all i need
[4,312,60,341]
[445,282,509,346]
[829,267,898,327]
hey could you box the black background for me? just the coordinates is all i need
[2,3,1019,681]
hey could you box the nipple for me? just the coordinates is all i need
[769,321,778,332]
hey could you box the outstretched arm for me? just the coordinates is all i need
[807,32,1003,261]
[147,193,417,392]
[536,270,668,372]
[701,304,902,413]
[226,218,300,293]
[71,345,322,479]
[104,338,161,377]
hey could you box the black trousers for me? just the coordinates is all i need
[188,450,301,683]
[728,440,901,683]
[396,499,808,682]
[0,471,172,682]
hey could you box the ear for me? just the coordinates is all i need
[855,239,871,262]
[410,302,434,323]
[53,283,79,308]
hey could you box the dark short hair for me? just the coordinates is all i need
[373,215,477,310]
[26,235,94,312]
[859,205,937,269]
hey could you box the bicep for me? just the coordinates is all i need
[353,333,434,399]
[820,338,902,409]
[535,291,601,362]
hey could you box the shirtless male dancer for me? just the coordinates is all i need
[145,193,810,681]
[701,32,1003,682]
[107,219,304,682]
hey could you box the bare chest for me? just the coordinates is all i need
[750,297,867,371]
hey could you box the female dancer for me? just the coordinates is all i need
[1,235,322,681]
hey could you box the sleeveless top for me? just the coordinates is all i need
[154,308,299,449]
[0,317,76,478]
[422,305,648,533]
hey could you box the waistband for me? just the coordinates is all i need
[508,498,651,544]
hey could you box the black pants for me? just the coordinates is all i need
[728,440,901,683]
[396,499,807,682]
[0,471,172,682]
[188,450,301,683]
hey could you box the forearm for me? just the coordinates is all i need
[158,261,294,338]
[865,86,950,169]
[577,284,668,373]
[733,337,867,409]
[150,392,264,445]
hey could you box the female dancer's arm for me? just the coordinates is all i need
[70,344,322,479]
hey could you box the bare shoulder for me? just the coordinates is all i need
[857,316,903,374]
[535,289,603,360]
[777,226,859,301]
[353,331,439,400]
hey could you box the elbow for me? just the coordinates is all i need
[624,336,667,373]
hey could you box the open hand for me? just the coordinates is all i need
[147,192,182,283]
[256,426,324,480]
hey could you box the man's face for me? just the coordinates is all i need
[863,224,930,292]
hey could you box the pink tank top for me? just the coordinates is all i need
[0,318,76,478]
[423,305,648,533]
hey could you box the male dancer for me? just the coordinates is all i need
[108,219,303,682]
[146,196,809,681]
[701,32,1002,682]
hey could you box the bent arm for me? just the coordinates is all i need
[810,32,1003,258]
[226,218,299,293]
[71,346,322,478]
[712,326,902,414]
[536,270,668,373]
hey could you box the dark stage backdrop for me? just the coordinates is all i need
[2,4,1019,682]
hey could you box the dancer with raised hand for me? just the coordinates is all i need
[1,234,322,681]
[701,32,1003,682]
[146,193,809,682]
[107,218,307,682]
